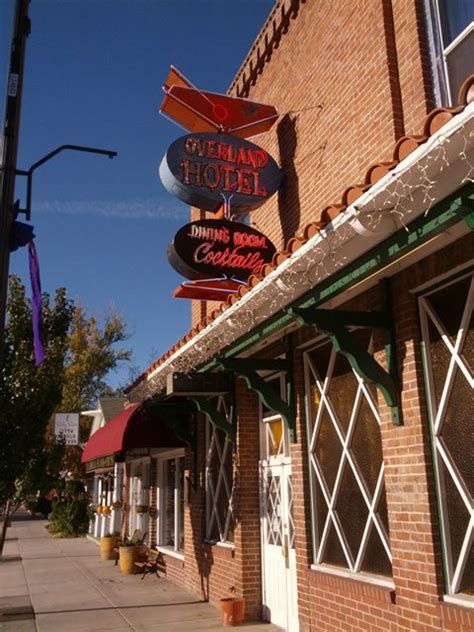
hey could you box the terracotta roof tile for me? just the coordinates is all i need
[125,73,474,396]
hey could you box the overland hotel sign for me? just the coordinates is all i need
[159,132,281,214]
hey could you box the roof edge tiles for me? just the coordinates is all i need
[125,74,474,399]
[228,0,306,98]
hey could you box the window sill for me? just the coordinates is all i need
[203,540,235,559]
[310,564,396,604]
[442,595,474,610]
[155,546,184,562]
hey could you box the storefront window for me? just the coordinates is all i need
[304,332,392,577]
[419,272,473,596]
[160,455,184,552]
[205,395,235,543]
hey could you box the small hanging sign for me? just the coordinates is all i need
[159,132,281,214]
[167,218,276,281]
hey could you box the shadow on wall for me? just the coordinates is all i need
[278,113,301,246]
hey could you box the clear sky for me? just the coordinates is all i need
[1,0,274,390]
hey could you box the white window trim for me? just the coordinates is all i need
[156,450,185,554]
[303,335,392,577]
[155,545,185,562]
[310,563,395,590]
[205,395,235,543]
[424,0,474,105]
[418,272,474,596]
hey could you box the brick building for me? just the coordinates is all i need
[84,1,474,630]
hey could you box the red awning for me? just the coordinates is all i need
[81,403,185,463]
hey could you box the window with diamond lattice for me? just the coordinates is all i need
[303,330,392,576]
[419,272,473,596]
[205,395,235,543]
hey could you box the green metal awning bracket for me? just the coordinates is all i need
[191,396,236,443]
[143,401,196,448]
[458,194,474,229]
[289,305,402,426]
[216,358,290,373]
[216,358,296,442]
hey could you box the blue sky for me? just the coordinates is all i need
[1,0,274,390]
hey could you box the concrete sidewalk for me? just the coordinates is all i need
[0,515,281,632]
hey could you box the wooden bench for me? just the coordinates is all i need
[134,549,166,579]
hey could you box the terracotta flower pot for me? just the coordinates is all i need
[100,536,118,561]
[219,597,245,627]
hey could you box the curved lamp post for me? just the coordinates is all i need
[0,144,117,367]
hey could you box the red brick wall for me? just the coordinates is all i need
[289,233,474,632]
[183,412,240,603]
[192,0,437,327]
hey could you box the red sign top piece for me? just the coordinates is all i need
[160,66,279,139]
[172,277,243,302]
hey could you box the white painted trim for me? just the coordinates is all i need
[155,545,185,562]
[310,563,395,590]
[444,21,474,56]
[443,594,474,609]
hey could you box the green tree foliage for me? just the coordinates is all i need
[0,275,73,511]
[61,305,131,411]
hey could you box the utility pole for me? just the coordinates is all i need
[0,0,30,367]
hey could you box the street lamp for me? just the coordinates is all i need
[15,144,117,221]
[0,144,117,367]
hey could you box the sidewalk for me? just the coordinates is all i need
[0,514,281,632]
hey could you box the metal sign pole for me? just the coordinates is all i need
[0,0,30,367]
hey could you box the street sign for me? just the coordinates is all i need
[54,413,79,445]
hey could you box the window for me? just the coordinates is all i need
[426,0,474,103]
[158,454,184,553]
[260,373,288,460]
[205,395,235,543]
[419,271,473,596]
[303,332,392,577]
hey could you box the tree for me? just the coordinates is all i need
[59,304,131,483]
[0,275,73,554]
[61,304,131,411]
[0,278,132,555]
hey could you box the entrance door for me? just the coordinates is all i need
[260,374,299,632]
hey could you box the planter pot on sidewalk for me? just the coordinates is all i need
[118,545,139,574]
[99,536,119,561]
[219,597,245,627]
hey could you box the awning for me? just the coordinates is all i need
[81,403,186,464]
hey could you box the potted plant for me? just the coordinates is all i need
[101,506,111,515]
[219,586,245,627]
[112,500,122,510]
[100,531,120,561]
[135,504,148,513]
[118,536,145,575]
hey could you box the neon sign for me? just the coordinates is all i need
[160,133,281,214]
[167,219,276,281]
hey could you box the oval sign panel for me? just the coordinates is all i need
[159,132,281,214]
[167,219,277,282]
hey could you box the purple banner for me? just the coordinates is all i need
[28,241,45,366]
